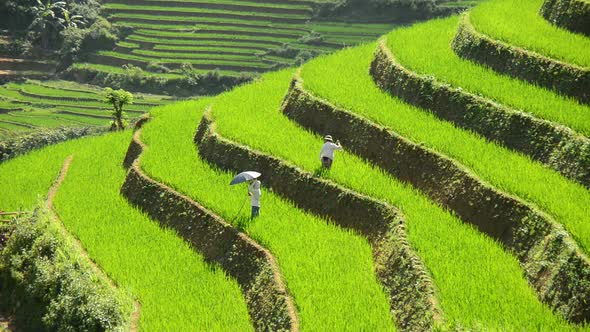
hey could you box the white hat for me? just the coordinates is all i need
[324,135,333,142]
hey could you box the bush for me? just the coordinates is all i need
[265,44,300,58]
[0,205,131,331]
[146,61,170,73]
[298,31,324,45]
[295,50,318,66]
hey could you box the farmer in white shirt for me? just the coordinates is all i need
[319,135,342,169]
[248,179,261,218]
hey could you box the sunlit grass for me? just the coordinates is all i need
[140,93,396,331]
[209,68,574,330]
[387,16,590,136]
[0,134,254,331]
[470,0,590,68]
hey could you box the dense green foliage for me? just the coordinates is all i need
[103,87,133,130]
[141,95,397,331]
[0,204,132,331]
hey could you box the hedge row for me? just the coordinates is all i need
[0,205,133,331]
[282,75,590,323]
[371,39,590,189]
[0,126,107,163]
[195,109,439,331]
[541,0,590,36]
[451,14,589,105]
[61,65,252,97]
[120,127,299,332]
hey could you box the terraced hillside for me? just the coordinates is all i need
[75,0,399,77]
[0,80,173,138]
[0,31,57,81]
[1,0,589,330]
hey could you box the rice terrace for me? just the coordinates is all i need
[0,0,589,330]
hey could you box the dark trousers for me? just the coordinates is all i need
[321,157,333,169]
[251,206,260,219]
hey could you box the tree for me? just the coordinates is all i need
[28,0,67,49]
[103,88,133,130]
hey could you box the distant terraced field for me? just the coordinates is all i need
[0,80,173,138]
[74,0,399,77]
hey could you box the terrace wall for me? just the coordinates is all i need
[281,76,590,324]
[121,126,299,332]
[541,0,590,36]
[451,14,589,105]
[195,109,440,331]
[371,39,590,189]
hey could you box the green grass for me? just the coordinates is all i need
[134,29,295,44]
[108,13,307,30]
[150,45,261,55]
[71,63,185,79]
[109,0,311,11]
[140,96,396,331]
[207,68,573,330]
[304,40,590,256]
[0,87,152,112]
[121,22,302,37]
[386,16,590,136]
[131,49,260,62]
[72,62,244,78]
[0,80,172,137]
[0,111,88,128]
[0,132,254,331]
[97,51,271,69]
[116,41,140,48]
[103,4,310,20]
[470,0,590,68]
[126,34,280,49]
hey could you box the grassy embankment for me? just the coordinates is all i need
[470,0,590,68]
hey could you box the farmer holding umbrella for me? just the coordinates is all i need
[230,171,262,219]
[248,178,261,219]
[319,135,342,169]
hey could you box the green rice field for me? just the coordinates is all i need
[81,0,401,77]
[1,0,589,330]
[0,80,173,138]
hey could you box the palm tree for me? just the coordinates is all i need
[28,0,67,48]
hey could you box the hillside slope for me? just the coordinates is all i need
[1,0,589,330]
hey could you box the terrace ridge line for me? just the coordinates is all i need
[121,118,299,331]
[282,74,590,324]
[196,107,441,331]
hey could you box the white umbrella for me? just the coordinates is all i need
[229,171,261,185]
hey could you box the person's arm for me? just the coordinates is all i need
[332,142,343,150]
